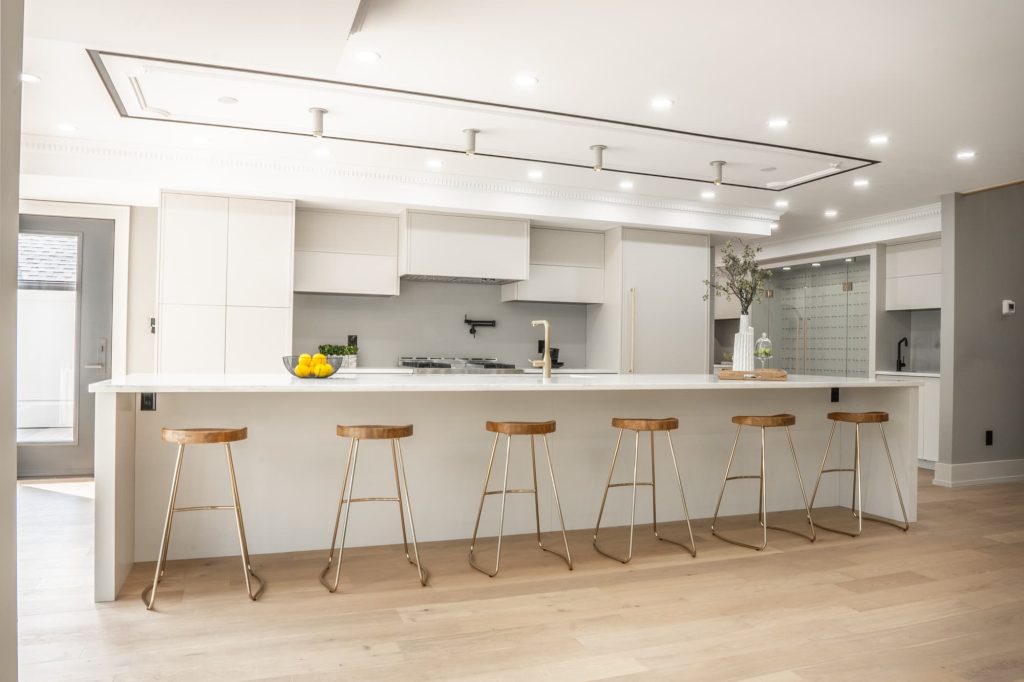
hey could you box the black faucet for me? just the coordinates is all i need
[897,337,908,372]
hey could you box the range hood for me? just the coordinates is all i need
[401,273,520,285]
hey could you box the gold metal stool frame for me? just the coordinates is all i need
[469,422,573,577]
[809,412,909,536]
[593,419,697,563]
[320,425,428,592]
[143,427,265,610]
[710,416,816,551]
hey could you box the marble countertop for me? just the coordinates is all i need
[875,370,941,378]
[90,372,923,394]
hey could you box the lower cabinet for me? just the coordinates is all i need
[225,306,293,374]
[877,373,940,462]
[157,304,226,374]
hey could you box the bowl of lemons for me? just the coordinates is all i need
[283,353,338,379]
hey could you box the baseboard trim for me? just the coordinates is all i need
[933,459,1024,487]
[917,459,936,471]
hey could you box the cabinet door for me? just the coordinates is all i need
[622,230,709,373]
[225,306,292,373]
[159,193,229,305]
[226,198,294,308]
[294,251,399,295]
[400,211,529,281]
[157,304,225,373]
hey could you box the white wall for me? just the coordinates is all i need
[0,0,23,675]
[126,206,157,373]
[293,280,589,368]
[16,289,75,427]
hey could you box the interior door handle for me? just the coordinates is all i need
[85,338,108,372]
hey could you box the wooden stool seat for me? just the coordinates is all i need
[336,424,413,440]
[485,420,556,435]
[731,414,796,428]
[827,411,889,424]
[160,427,247,445]
[611,417,679,432]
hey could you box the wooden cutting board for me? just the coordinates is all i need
[717,368,789,381]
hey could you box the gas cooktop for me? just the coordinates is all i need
[398,357,523,374]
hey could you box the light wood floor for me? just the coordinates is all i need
[16,471,1024,681]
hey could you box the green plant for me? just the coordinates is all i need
[755,347,773,358]
[703,240,771,316]
[319,344,358,356]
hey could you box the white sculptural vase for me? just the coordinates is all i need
[732,313,755,372]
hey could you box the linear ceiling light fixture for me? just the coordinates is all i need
[710,160,726,186]
[309,107,327,137]
[590,144,606,172]
[463,128,479,155]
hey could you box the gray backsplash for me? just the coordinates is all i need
[909,309,941,372]
[293,280,589,368]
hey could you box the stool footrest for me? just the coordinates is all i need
[725,475,762,481]
[173,505,236,512]
[608,481,653,488]
[483,488,536,495]
[821,468,855,474]
[343,496,402,504]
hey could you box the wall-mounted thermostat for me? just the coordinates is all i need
[1003,300,1016,315]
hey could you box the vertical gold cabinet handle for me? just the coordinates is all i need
[629,287,637,374]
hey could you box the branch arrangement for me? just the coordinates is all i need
[703,240,771,316]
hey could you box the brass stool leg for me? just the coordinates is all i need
[142,443,186,609]
[225,442,265,600]
[854,424,863,532]
[320,437,360,592]
[657,431,697,557]
[538,434,573,569]
[767,426,815,542]
[393,438,429,585]
[594,429,642,563]
[878,423,910,531]
[469,434,512,577]
[712,425,771,550]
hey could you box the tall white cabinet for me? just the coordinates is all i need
[587,228,711,373]
[157,192,295,374]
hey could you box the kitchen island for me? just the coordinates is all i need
[90,373,921,601]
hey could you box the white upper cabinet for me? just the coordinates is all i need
[293,210,399,296]
[885,239,941,310]
[501,227,604,303]
[226,198,295,307]
[399,210,529,281]
[158,193,229,306]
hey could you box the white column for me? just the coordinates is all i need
[0,0,24,676]
[94,391,136,602]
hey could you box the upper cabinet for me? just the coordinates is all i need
[293,210,399,296]
[885,239,941,310]
[157,192,295,373]
[501,227,604,303]
[399,210,529,282]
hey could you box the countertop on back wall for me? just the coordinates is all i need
[875,370,941,378]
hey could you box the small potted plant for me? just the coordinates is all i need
[704,240,771,371]
[319,344,359,369]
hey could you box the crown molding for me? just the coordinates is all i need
[21,134,779,224]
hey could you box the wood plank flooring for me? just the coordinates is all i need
[16,471,1024,681]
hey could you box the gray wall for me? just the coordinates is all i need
[293,280,589,368]
[940,185,1024,465]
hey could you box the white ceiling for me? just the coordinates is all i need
[19,0,1024,238]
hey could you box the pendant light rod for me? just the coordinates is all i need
[463,128,480,155]
[590,144,607,172]
[309,107,327,137]
[710,160,726,186]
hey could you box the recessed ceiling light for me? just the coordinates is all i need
[192,135,209,145]
[619,179,634,190]
[869,134,890,145]
[355,50,381,63]
[513,73,539,88]
[56,123,76,133]
[767,118,789,130]
[956,150,976,160]
[701,190,716,199]
[845,257,854,262]
[782,266,792,271]
[649,96,673,111]
[770,222,779,230]
[527,169,544,180]
[19,73,40,84]
[853,178,870,188]
[775,199,789,209]
[811,262,822,267]
[314,147,331,158]
[426,159,443,169]
[217,96,238,105]
[824,209,838,218]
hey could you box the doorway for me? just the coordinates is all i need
[16,214,114,478]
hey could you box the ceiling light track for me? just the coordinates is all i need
[88,49,880,191]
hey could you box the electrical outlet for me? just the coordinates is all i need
[830,387,840,403]
[985,430,993,446]
[141,393,157,411]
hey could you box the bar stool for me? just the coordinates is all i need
[593,418,696,562]
[711,414,816,551]
[809,411,909,536]
[143,427,264,610]
[320,424,427,592]
[469,420,572,577]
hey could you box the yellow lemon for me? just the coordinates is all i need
[314,363,333,378]
[312,353,327,366]
[293,364,311,378]
[298,353,312,366]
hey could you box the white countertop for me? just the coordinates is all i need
[875,370,941,378]
[90,373,923,394]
